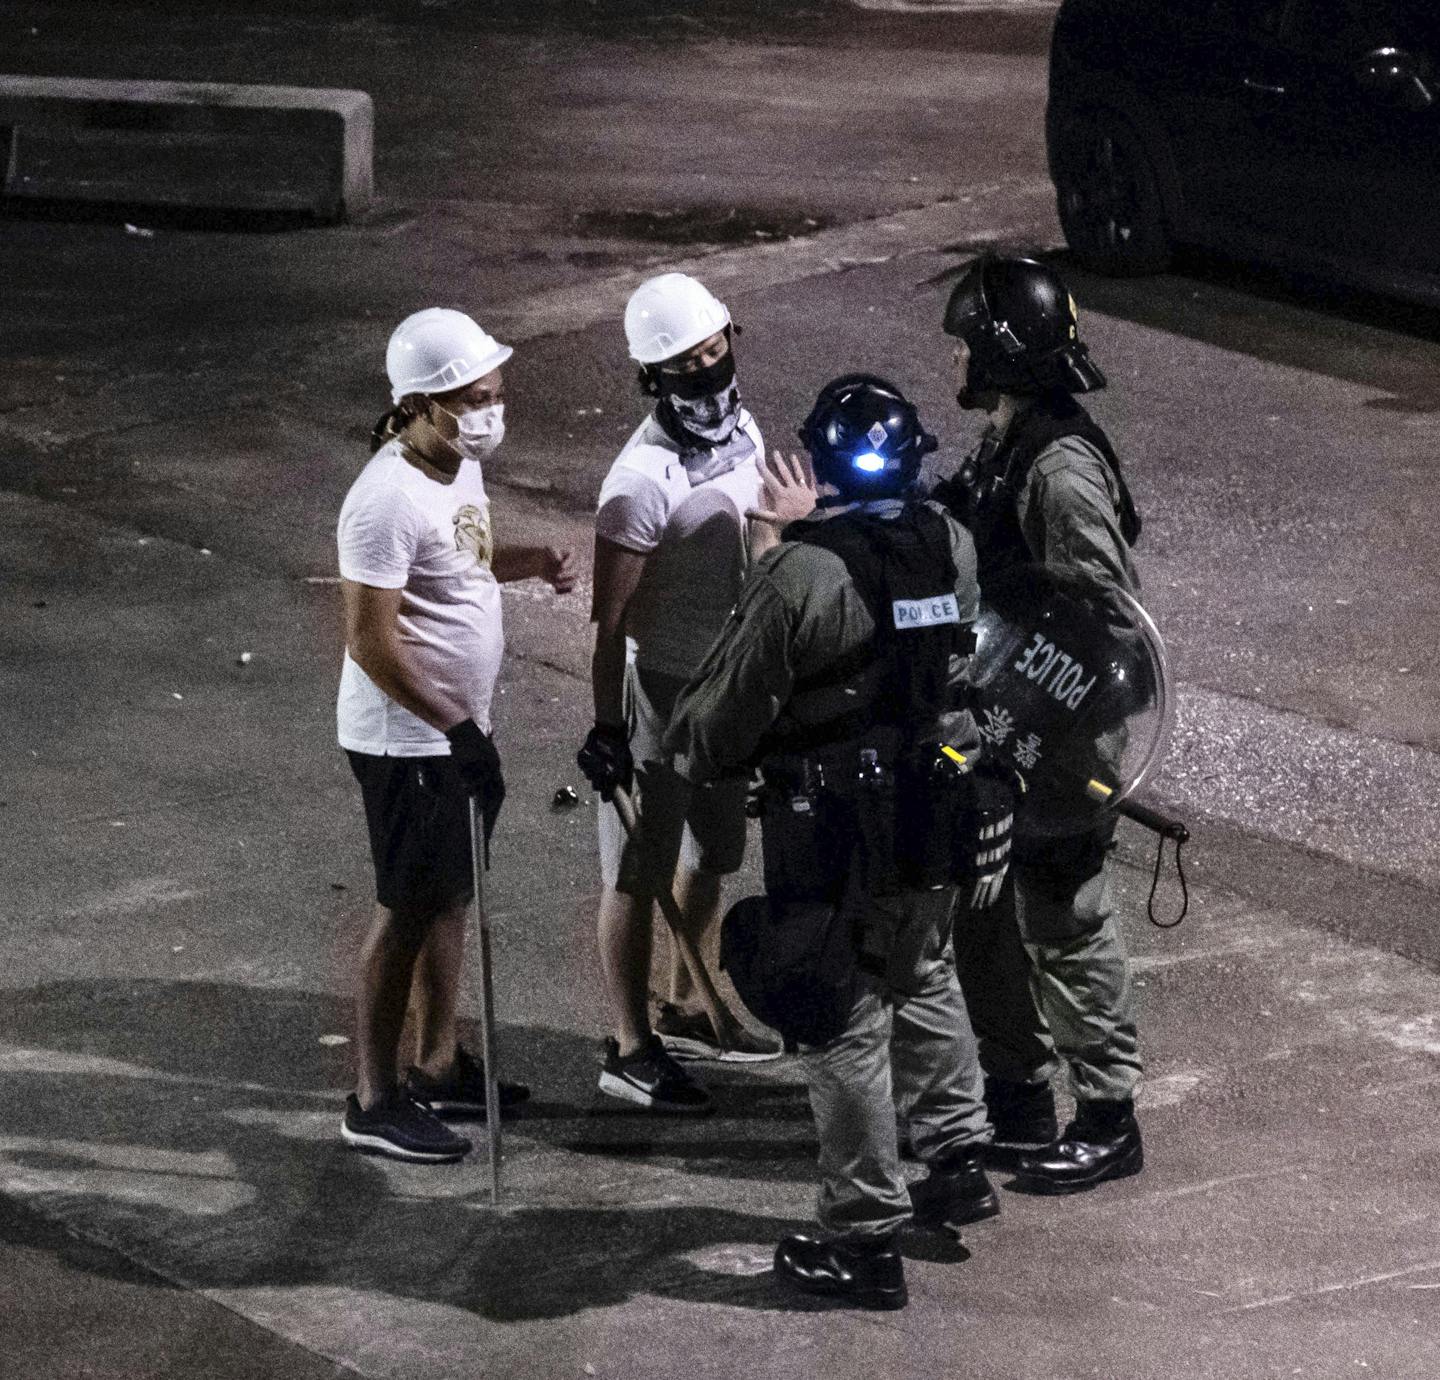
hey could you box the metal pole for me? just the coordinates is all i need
[467,797,502,1206]
[610,783,737,1051]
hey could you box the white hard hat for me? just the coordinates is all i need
[386,308,513,403]
[624,273,731,365]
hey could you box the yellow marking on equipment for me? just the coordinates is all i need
[1086,779,1114,801]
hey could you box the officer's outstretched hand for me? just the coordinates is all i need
[748,450,818,527]
[577,722,634,803]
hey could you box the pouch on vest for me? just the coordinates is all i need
[950,761,1018,915]
[894,749,962,890]
[757,763,852,903]
[760,750,901,903]
[895,749,1016,902]
[720,895,860,1046]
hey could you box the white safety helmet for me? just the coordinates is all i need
[624,273,731,365]
[386,308,513,404]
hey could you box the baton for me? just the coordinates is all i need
[1085,778,1189,927]
[1116,795,1189,843]
[610,783,740,1052]
[1085,778,1190,843]
[467,797,503,1206]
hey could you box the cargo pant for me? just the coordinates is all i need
[953,821,1142,1105]
[801,884,990,1241]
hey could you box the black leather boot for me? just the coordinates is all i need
[774,1233,908,1310]
[984,1075,1059,1146]
[910,1146,1000,1236]
[1012,1097,1143,1194]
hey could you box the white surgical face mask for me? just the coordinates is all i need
[440,401,505,460]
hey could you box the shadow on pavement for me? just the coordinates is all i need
[0,978,835,1319]
[927,240,1440,411]
[1068,250,1440,412]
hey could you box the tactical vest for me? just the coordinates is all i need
[725,506,1012,1043]
[955,391,1141,579]
[759,503,970,755]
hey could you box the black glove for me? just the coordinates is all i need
[577,722,633,803]
[445,719,506,850]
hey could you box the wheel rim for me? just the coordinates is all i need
[1062,128,1145,255]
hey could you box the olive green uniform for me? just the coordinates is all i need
[953,425,1143,1105]
[666,500,991,1239]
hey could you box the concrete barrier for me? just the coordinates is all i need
[0,76,373,223]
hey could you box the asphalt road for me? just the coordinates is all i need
[3,3,1439,1378]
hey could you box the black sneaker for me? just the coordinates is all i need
[653,1002,784,1064]
[405,1045,531,1118]
[598,1035,714,1114]
[341,1090,473,1163]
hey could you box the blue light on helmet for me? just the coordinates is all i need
[853,452,886,472]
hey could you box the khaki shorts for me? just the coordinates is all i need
[599,663,748,894]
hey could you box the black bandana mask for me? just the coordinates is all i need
[661,348,736,401]
[658,348,743,446]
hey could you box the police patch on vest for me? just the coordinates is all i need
[892,594,960,630]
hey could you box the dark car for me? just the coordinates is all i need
[1046,0,1440,304]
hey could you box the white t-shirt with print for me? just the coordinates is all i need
[336,439,504,756]
[595,413,765,679]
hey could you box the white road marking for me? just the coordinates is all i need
[1354,1011,1440,1057]
[56,875,199,918]
[678,1244,774,1276]
[1061,1167,1308,1222]
[1138,1071,1204,1107]
[1366,1072,1440,1096]
[0,1043,339,1100]
[1218,1257,1440,1313]
[1130,937,1287,971]
[0,1135,253,1216]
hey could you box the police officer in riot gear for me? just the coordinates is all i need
[934,253,1145,1192]
[666,376,1008,1310]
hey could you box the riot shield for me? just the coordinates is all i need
[966,565,1173,839]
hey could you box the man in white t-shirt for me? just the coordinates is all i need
[338,307,576,1163]
[577,273,783,1115]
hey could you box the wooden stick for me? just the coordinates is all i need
[611,783,738,1049]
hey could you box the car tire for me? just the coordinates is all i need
[1051,107,1171,276]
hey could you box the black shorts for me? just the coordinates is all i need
[347,751,474,915]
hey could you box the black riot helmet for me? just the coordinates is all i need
[943,254,1106,405]
[797,373,938,499]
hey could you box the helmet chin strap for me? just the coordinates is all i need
[957,385,998,413]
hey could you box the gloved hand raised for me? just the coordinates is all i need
[445,719,506,844]
[577,722,633,802]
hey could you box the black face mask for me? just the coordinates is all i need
[657,347,736,401]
